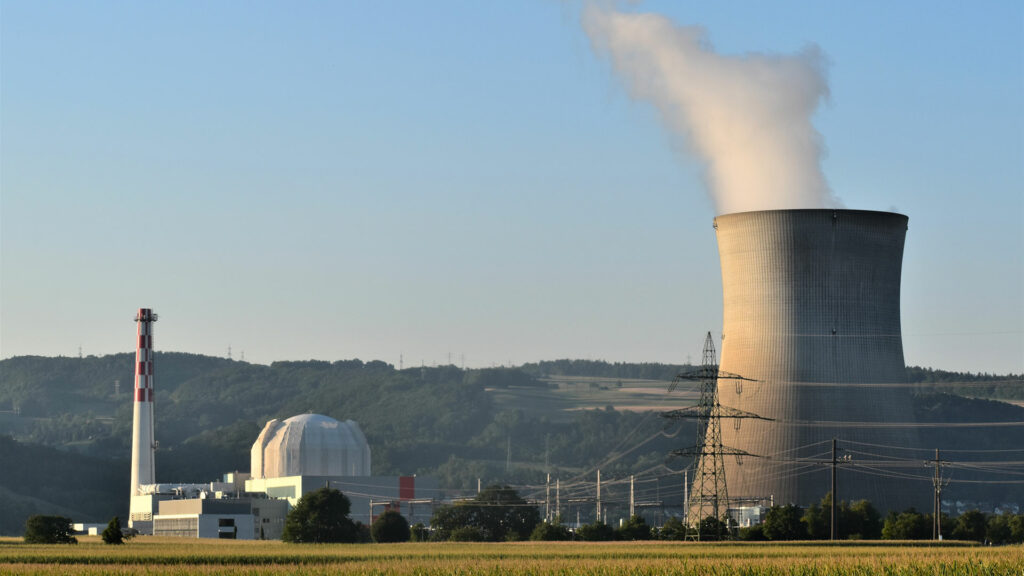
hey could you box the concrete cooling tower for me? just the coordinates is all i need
[710,209,927,513]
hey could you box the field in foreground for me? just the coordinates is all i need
[1,538,1023,575]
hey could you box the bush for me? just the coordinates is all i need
[738,524,767,541]
[101,517,123,545]
[371,510,410,543]
[530,521,571,541]
[24,515,76,544]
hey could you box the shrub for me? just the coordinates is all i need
[738,524,767,541]
[371,510,411,543]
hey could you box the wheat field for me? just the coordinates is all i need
[1,537,1022,575]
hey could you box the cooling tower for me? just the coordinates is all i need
[712,209,926,512]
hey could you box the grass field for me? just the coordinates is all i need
[1,538,1021,575]
[489,377,697,422]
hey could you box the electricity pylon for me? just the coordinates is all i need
[663,332,769,540]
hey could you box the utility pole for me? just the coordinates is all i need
[506,435,511,473]
[545,435,550,473]
[831,438,837,541]
[596,470,602,523]
[925,449,949,540]
[556,478,560,520]
[546,473,551,522]
[630,475,635,517]
[826,438,851,541]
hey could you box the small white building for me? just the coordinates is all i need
[153,499,255,539]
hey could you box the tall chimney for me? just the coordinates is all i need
[130,308,157,498]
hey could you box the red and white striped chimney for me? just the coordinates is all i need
[130,308,157,498]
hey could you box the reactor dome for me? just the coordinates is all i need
[250,414,371,479]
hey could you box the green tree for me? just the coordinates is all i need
[658,517,687,540]
[101,516,123,545]
[429,485,539,542]
[738,524,767,541]
[844,500,882,540]
[23,515,76,544]
[282,487,358,543]
[370,510,410,543]
[576,521,615,541]
[695,516,728,541]
[409,522,429,542]
[986,513,1014,545]
[952,510,988,543]
[448,526,485,541]
[881,509,930,540]
[616,515,652,541]
[530,521,571,541]
[763,504,805,540]
[1008,514,1024,544]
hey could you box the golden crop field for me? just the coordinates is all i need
[1,538,1022,575]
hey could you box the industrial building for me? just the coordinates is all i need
[245,414,437,526]
[705,209,928,513]
[126,309,437,538]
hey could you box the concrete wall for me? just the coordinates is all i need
[709,209,927,512]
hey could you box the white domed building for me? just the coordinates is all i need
[244,413,436,527]
[250,414,371,479]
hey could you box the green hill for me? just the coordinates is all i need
[0,353,1020,535]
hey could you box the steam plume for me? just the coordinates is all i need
[583,6,840,214]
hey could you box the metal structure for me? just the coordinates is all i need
[129,308,157,529]
[925,449,950,540]
[663,332,766,539]
[713,209,927,512]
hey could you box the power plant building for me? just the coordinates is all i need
[246,414,437,526]
[124,310,436,538]
[708,209,928,512]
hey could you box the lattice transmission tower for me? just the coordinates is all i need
[662,332,769,540]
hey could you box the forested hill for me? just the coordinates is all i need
[0,353,1021,535]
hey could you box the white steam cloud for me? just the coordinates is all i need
[583,6,841,214]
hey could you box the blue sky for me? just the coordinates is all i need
[2,1,1021,373]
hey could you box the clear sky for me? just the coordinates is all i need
[2,1,1021,374]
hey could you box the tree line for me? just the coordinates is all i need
[279,487,1024,545]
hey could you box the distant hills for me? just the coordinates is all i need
[0,353,1020,535]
